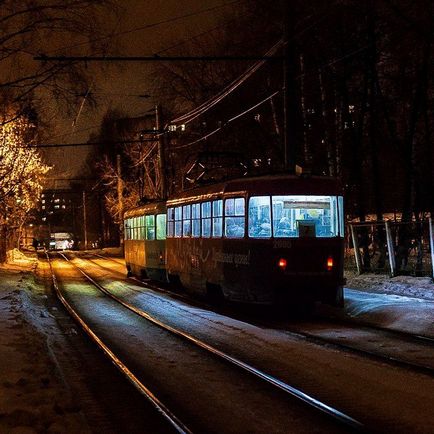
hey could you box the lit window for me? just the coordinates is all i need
[201,202,211,238]
[224,198,245,238]
[272,195,338,238]
[146,215,155,240]
[183,205,191,237]
[138,216,143,240]
[191,203,200,238]
[248,196,271,238]
[156,214,166,240]
[174,207,182,237]
[167,208,174,238]
[212,200,223,238]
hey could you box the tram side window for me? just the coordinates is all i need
[183,205,191,237]
[139,216,146,240]
[167,208,174,238]
[124,220,130,240]
[133,217,139,240]
[248,196,271,238]
[201,202,211,238]
[129,218,134,240]
[272,195,336,238]
[156,214,166,240]
[212,200,223,237]
[174,207,182,237]
[191,203,200,238]
[129,218,133,240]
[146,215,155,240]
[224,198,245,238]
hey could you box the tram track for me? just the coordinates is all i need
[53,251,364,433]
[84,252,434,378]
[280,321,434,378]
[46,251,192,434]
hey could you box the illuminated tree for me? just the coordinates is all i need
[0,108,50,261]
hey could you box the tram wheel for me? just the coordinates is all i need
[206,282,224,304]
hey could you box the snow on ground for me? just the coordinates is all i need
[0,250,89,434]
[346,270,434,300]
[324,271,434,338]
[0,249,433,432]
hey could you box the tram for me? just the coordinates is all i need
[124,174,345,307]
[124,201,167,281]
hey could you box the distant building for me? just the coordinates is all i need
[30,187,113,250]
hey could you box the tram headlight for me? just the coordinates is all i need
[327,256,334,271]
[278,258,287,270]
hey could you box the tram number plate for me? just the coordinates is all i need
[273,240,292,249]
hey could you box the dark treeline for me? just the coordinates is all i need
[92,0,433,255]
[147,0,433,223]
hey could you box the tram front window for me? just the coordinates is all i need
[272,195,340,238]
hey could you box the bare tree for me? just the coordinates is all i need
[0,0,117,124]
[0,106,50,261]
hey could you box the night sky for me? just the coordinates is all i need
[44,0,226,183]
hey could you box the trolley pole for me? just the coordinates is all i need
[155,104,167,199]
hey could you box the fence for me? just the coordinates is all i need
[346,218,434,278]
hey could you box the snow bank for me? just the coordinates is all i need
[3,249,36,270]
[346,271,434,301]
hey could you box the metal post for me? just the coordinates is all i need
[82,190,87,250]
[385,220,396,277]
[155,105,167,199]
[282,1,296,173]
[350,224,362,275]
[429,217,434,281]
[117,154,124,247]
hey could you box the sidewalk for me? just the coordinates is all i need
[0,250,89,434]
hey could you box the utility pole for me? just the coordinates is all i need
[117,154,124,247]
[155,105,167,199]
[283,0,297,174]
[82,190,87,250]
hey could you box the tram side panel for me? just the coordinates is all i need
[166,238,225,295]
[124,239,145,278]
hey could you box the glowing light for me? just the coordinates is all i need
[278,258,287,269]
[327,256,334,271]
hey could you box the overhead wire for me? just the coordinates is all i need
[169,39,284,125]
[46,0,245,55]
[166,8,339,127]
[172,89,281,150]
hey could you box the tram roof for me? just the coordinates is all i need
[124,200,166,218]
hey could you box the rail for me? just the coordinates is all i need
[60,251,365,432]
[45,251,192,434]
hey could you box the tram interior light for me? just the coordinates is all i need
[278,258,287,270]
[327,256,334,271]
